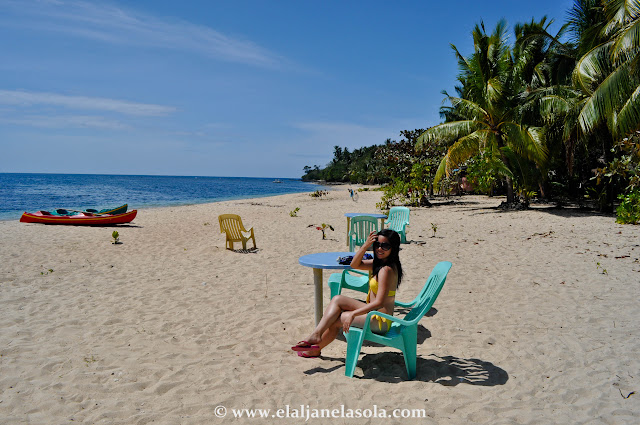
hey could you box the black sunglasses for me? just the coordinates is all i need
[373,241,392,251]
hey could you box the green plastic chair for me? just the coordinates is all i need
[328,269,422,308]
[343,261,452,379]
[328,269,369,299]
[385,206,410,243]
[348,216,379,252]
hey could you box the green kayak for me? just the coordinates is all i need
[53,204,128,216]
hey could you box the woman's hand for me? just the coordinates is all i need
[350,231,377,270]
[364,231,377,249]
[342,312,355,333]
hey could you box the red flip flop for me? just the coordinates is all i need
[291,341,320,351]
[298,351,321,358]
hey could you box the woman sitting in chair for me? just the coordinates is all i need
[292,229,403,358]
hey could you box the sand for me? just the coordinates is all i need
[1,189,639,424]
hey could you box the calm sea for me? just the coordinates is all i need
[0,173,330,221]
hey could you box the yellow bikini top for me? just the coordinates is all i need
[366,276,396,303]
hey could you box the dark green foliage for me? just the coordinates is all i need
[301,129,447,191]
[302,144,384,183]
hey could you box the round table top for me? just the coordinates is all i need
[344,212,387,219]
[298,251,355,269]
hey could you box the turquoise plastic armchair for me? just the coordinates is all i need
[328,269,423,308]
[328,269,369,299]
[385,206,410,243]
[348,216,379,252]
[343,261,452,379]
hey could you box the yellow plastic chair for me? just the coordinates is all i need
[218,214,257,250]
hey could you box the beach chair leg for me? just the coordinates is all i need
[344,328,364,378]
[402,330,418,380]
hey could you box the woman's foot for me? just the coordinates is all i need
[291,333,321,351]
[297,350,321,358]
[291,340,320,351]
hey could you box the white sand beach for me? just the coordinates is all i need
[1,189,639,424]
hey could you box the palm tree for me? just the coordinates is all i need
[417,20,548,203]
[574,0,640,138]
[567,0,609,57]
[514,12,592,188]
[536,0,637,208]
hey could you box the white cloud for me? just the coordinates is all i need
[1,0,285,68]
[0,90,175,116]
[0,114,129,130]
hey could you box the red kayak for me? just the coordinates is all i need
[20,210,137,225]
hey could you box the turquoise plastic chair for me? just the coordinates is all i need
[385,206,410,243]
[348,216,379,252]
[328,269,423,308]
[328,269,369,299]
[343,261,452,379]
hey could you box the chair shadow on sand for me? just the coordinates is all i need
[304,307,508,385]
[351,353,509,385]
[231,248,260,254]
[304,350,508,387]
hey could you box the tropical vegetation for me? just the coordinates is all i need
[302,0,640,221]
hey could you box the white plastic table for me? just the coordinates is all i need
[298,251,354,325]
[344,213,387,247]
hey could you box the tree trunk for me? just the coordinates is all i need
[538,182,546,198]
[497,136,515,204]
[505,175,515,203]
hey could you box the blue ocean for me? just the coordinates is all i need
[0,173,329,221]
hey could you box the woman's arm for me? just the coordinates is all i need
[349,231,376,271]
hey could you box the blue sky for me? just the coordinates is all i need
[0,0,573,178]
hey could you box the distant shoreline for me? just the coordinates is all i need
[0,172,305,179]
[0,174,334,221]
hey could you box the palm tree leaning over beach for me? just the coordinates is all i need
[542,0,640,146]
[572,0,640,139]
[417,20,548,204]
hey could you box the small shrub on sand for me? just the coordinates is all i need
[310,190,329,198]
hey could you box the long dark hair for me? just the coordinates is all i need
[372,228,403,287]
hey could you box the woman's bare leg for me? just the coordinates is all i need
[300,312,348,356]
[299,301,387,356]
[315,310,385,348]
[297,295,366,349]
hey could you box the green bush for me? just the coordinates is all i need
[616,190,640,224]
[376,180,409,211]
[466,155,504,195]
